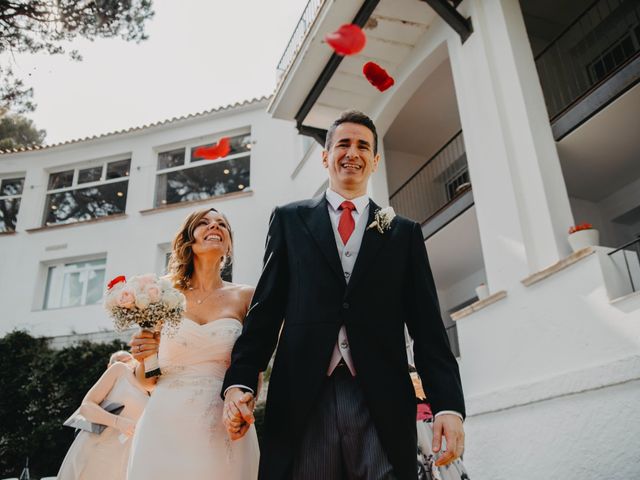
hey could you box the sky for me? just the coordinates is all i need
[4,0,307,144]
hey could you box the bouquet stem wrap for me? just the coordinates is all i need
[142,326,162,378]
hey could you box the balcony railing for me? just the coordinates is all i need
[276,0,325,76]
[389,131,469,225]
[608,237,640,293]
[535,0,640,119]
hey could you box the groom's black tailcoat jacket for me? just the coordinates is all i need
[223,196,465,480]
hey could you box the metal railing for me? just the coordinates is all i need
[535,0,640,119]
[608,237,640,293]
[389,131,468,224]
[276,0,325,75]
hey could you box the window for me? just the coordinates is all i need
[0,176,25,232]
[44,158,131,226]
[43,258,106,309]
[155,132,251,207]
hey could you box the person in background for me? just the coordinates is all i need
[411,365,470,480]
[57,350,149,480]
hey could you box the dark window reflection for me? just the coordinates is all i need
[44,182,128,226]
[0,198,21,232]
[155,156,250,207]
[158,148,185,170]
[1,177,24,196]
[106,159,131,179]
[78,166,102,184]
[48,170,74,190]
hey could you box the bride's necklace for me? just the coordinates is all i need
[189,287,219,305]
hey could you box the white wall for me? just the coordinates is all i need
[0,103,301,337]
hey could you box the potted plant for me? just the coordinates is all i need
[568,223,599,252]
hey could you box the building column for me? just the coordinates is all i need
[447,0,574,291]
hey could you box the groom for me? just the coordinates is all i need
[222,110,465,479]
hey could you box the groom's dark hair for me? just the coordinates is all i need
[325,110,378,155]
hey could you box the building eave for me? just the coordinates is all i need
[0,96,270,158]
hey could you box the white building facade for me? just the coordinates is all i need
[268,0,640,478]
[0,99,302,340]
[1,0,640,477]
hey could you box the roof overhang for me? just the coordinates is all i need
[269,0,470,141]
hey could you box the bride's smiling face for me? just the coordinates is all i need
[191,211,231,260]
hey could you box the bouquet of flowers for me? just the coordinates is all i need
[104,274,185,377]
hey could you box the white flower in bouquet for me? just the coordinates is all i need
[161,288,185,310]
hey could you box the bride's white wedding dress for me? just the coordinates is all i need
[127,317,259,479]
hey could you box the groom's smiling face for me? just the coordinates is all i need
[323,122,380,197]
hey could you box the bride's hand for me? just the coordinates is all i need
[129,330,160,361]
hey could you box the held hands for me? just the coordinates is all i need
[432,413,465,467]
[129,330,160,362]
[223,388,255,440]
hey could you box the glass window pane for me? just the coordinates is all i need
[155,156,250,207]
[0,197,21,232]
[78,166,102,184]
[44,181,128,226]
[48,170,74,190]
[61,272,84,308]
[106,159,131,179]
[44,265,63,309]
[229,133,252,155]
[0,177,25,196]
[158,149,185,170]
[86,268,106,304]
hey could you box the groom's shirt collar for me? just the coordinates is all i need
[325,189,369,214]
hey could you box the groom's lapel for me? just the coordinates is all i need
[346,199,388,295]
[297,195,347,286]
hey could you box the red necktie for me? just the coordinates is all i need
[338,201,356,245]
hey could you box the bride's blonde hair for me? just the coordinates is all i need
[167,207,234,290]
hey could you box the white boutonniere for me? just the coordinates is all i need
[367,206,396,234]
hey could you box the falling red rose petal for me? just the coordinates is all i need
[362,61,395,92]
[194,137,231,160]
[325,24,366,56]
[107,275,126,290]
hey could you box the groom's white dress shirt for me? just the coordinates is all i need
[226,189,462,420]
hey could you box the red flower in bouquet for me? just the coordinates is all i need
[325,24,366,56]
[363,61,395,92]
[193,137,231,160]
[568,223,593,234]
[107,275,126,290]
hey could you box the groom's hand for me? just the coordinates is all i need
[432,414,465,467]
[223,388,255,440]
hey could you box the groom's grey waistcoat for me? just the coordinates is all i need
[223,196,465,480]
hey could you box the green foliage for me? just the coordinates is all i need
[0,114,46,150]
[0,330,127,478]
[0,0,155,113]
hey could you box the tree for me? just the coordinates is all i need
[0,0,154,113]
[0,114,46,150]
[0,331,127,478]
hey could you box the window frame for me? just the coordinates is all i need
[154,130,252,207]
[42,256,107,310]
[43,157,131,226]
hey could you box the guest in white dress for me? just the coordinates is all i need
[128,208,260,480]
[57,351,149,480]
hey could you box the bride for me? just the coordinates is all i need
[128,207,259,479]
